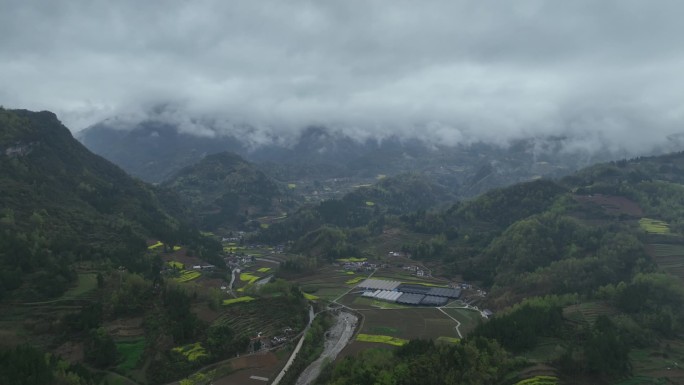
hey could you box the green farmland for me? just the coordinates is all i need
[116,338,145,372]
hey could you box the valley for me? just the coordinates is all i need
[3,108,684,385]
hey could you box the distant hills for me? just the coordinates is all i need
[78,119,613,198]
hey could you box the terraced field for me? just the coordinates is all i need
[649,243,684,281]
[175,270,201,283]
[626,339,684,385]
[521,338,566,363]
[212,298,307,338]
[562,302,615,324]
[640,218,671,234]
[173,342,208,362]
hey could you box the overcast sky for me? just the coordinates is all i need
[2,0,684,151]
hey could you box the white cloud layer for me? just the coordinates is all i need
[2,0,684,152]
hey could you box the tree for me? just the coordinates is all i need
[0,344,53,385]
[584,316,631,375]
[84,328,117,368]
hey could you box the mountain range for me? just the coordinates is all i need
[78,118,627,200]
[3,108,684,384]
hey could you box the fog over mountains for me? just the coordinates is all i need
[3,1,684,156]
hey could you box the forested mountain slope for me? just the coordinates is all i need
[346,154,684,384]
[0,108,195,300]
[163,151,293,230]
[255,173,456,258]
[266,152,684,384]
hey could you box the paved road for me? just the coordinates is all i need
[295,311,358,385]
[270,306,315,385]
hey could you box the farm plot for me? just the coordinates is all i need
[337,257,367,262]
[147,241,163,250]
[562,302,615,324]
[628,339,684,385]
[240,272,260,284]
[173,342,208,362]
[212,352,283,385]
[640,218,671,234]
[649,243,684,281]
[61,273,98,300]
[235,264,278,292]
[513,375,558,385]
[356,334,408,346]
[295,269,364,301]
[520,337,566,363]
[440,307,482,335]
[436,336,461,344]
[372,271,450,286]
[212,298,308,338]
[357,308,461,341]
[303,293,319,301]
[222,296,256,306]
[339,341,394,359]
[102,372,139,385]
[175,270,201,283]
[116,338,145,372]
[573,194,643,217]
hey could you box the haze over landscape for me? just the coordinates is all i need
[5,2,684,385]
[3,0,684,153]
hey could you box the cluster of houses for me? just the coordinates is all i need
[270,335,288,346]
[339,261,379,272]
[225,254,256,269]
[221,231,246,243]
[249,327,295,352]
[402,265,428,277]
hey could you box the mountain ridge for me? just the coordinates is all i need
[0,108,199,300]
[78,119,611,195]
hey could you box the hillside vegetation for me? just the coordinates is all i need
[315,153,684,384]
[5,108,684,384]
[163,151,294,230]
[0,108,205,300]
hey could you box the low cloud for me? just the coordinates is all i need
[2,1,684,154]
